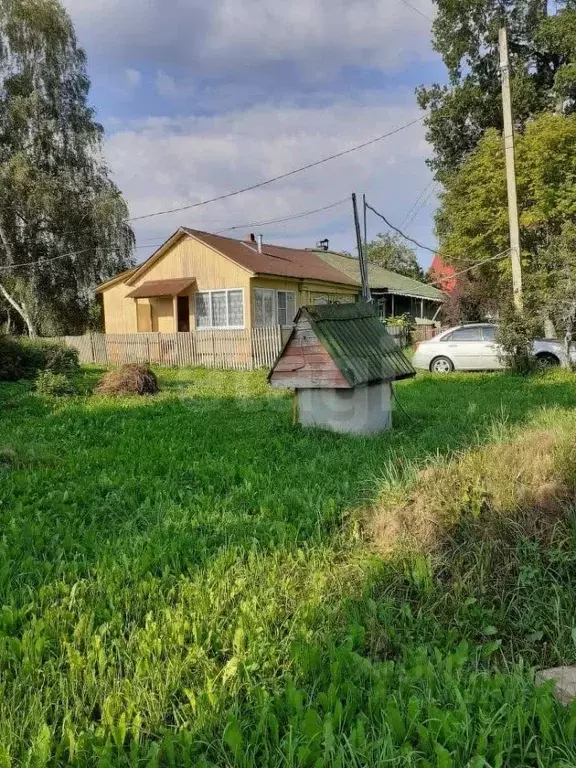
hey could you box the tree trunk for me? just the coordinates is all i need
[0,212,37,336]
[0,281,37,337]
[562,299,576,369]
[543,314,556,339]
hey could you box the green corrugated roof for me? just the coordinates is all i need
[313,250,445,302]
[301,303,415,386]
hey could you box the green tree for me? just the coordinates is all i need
[365,232,424,281]
[418,1,576,181]
[0,0,134,336]
[437,111,576,336]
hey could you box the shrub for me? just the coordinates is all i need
[35,371,78,397]
[496,306,539,374]
[95,363,159,396]
[0,336,80,381]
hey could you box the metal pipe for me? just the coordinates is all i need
[257,234,263,253]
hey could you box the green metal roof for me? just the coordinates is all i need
[300,303,415,386]
[313,250,445,302]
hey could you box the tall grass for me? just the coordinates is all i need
[1,368,576,765]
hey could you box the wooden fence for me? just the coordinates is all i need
[49,327,286,370]
[387,324,442,348]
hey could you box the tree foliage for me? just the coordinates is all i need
[0,0,134,335]
[437,111,576,334]
[418,1,576,180]
[365,232,424,281]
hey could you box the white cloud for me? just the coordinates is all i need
[155,70,179,99]
[64,0,435,81]
[104,95,436,261]
[125,68,141,87]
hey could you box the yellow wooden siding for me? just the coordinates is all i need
[102,281,137,334]
[136,300,152,332]
[131,237,250,290]
[100,234,358,334]
[250,276,358,326]
[300,281,358,306]
[101,236,252,334]
[149,297,174,332]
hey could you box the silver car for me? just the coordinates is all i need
[412,324,565,373]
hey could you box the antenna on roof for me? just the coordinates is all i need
[352,193,372,303]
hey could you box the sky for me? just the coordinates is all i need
[62,0,444,269]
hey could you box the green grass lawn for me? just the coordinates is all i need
[2,367,576,766]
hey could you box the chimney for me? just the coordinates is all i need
[257,234,263,253]
[245,233,256,243]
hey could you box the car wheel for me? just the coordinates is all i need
[536,353,560,369]
[430,356,454,374]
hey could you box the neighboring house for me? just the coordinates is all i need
[96,229,358,334]
[313,250,445,322]
[429,254,457,294]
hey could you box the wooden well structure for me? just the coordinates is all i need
[268,303,416,435]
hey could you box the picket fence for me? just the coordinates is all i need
[49,327,286,370]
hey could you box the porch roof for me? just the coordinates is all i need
[126,278,196,299]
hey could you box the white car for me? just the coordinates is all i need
[412,323,567,373]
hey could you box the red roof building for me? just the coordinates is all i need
[429,254,457,293]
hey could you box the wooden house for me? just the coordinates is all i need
[96,229,359,335]
[268,303,416,434]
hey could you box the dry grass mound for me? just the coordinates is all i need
[366,429,576,556]
[95,364,159,396]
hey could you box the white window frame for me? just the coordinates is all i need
[276,290,297,327]
[195,288,245,330]
[253,288,298,327]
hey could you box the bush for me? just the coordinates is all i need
[95,364,159,396]
[34,371,78,397]
[495,306,539,374]
[0,336,80,381]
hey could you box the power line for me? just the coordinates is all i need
[0,199,349,271]
[216,198,348,234]
[400,178,435,228]
[403,182,440,229]
[428,249,511,288]
[0,239,168,271]
[365,200,437,253]
[130,116,425,223]
[397,0,433,22]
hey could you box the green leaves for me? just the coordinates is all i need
[419,0,572,178]
[0,0,135,335]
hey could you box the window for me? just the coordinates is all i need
[481,325,497,341]
[254,288,297,327]
[195,293,211,328]
[195,289,244,329]
[211,291,227,327]
[277,291,297,326]
[447,327,483,341]
[254,289,275,327]
[228,290,243,327]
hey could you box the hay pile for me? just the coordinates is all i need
[95,364,159,396]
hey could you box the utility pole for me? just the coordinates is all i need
[499,26,523,311]
[352,193,371,302]
[362,193,368,253]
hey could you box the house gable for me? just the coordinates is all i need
[127,232,252,292]
[269,317,350,389]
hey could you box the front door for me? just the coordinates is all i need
[479,325,504,369]
[177,296,190,332]
[443,326,485,370]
